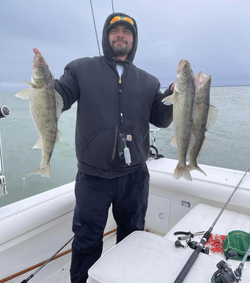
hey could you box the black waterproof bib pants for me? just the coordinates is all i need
[70,166,150,283]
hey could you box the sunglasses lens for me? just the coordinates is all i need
[110,16,121,24]
[124,17,134,25]
[110,16,134,26]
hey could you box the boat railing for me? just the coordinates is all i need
[0,105,10,196]
[149,128,161,147]
[149,128,164,159]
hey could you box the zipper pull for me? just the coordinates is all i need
[119,77,122,84]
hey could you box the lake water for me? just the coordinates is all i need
[0,86,250,207]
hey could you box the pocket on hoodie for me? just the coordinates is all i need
[114,131,141,168]
[81,130,115,170]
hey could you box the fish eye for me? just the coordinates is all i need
[38,65,43,70]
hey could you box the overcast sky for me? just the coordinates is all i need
[0,0,249,92]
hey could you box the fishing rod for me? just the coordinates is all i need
[18,228,117,283]
[174,165,250,283]
[234,245,250,280]
[111,0,115,13]
[211,244,250,283]
[20,236,74,283]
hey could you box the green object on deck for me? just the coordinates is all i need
[223,230,250,261]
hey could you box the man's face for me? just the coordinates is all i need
[108,25,133,59]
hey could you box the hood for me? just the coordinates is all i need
[102,12,138,63]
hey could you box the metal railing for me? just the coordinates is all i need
[0,105,10,196]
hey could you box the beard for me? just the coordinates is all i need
[111,40,132,57]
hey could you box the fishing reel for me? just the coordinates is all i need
[174,231,209,255]
[0,106,10,119]
[211,260,239,283]
[175,238,209,254]
[211,246,250,283]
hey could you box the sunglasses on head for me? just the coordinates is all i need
[110,16,134,26]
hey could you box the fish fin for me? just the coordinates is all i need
[171,136,177,148]
[173,163,192,181]
[15,88,30,100]
[56,129,63,143]
[55,91,64,121]
[187,163,207,176]
[187,163,194,171]
[198,137,211,157]
[187,131,195,154]
[174,85,180,93]
[206,105,218,131]
[25,80,37,88]
[28,164,51,178]
[33,136,42,149]
[162,93,176,105]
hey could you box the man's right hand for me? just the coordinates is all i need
[33,47,42,55]
[33,47,49,66]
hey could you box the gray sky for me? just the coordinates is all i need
[0,0,249,92]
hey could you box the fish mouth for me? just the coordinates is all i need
[176,59,192,74]
[32,54,49,83]
[196,71,211,88]
[33,54,47,69]
[176,59,194,86]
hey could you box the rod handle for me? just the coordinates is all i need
[174,245,202,283]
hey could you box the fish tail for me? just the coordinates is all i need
[173,163,192,181]
[188,163,207,176]
[29,164,51,178]
[187,162,195,171]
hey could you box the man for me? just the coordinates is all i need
[36,12,174,282]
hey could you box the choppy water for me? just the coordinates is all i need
[0,86,249,207]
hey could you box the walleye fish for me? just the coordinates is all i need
[187,72,218,175]
[163,59,195,181]
[16,49,64,177]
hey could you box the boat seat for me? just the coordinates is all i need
[164,203,250,270]
[88,230,250,283]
